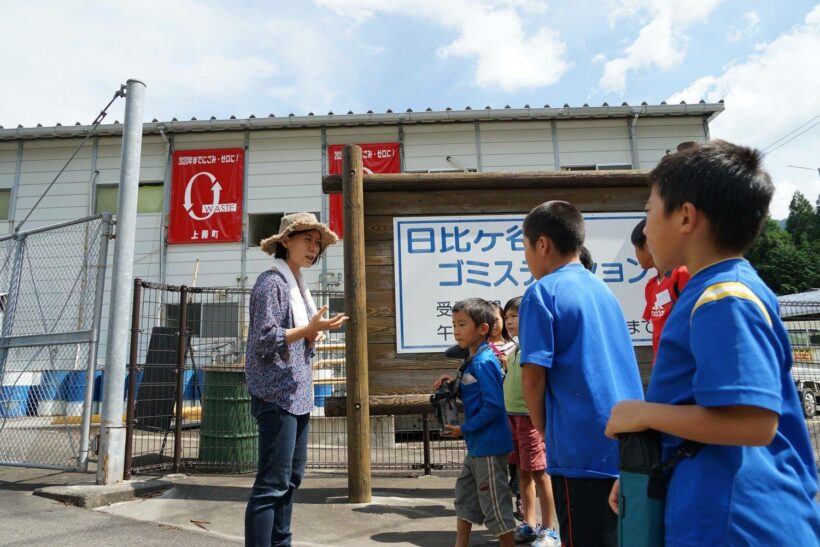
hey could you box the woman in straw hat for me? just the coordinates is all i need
[244,212,347,547]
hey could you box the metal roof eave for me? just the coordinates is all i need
[0,103,724,141]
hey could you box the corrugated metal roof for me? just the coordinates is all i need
[779,289,820,318]
[0,101,724,141]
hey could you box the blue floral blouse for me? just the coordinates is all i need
[245,269,314,415]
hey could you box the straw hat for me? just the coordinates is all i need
[259,212,339,255]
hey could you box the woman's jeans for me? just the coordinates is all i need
[244,398,309,547]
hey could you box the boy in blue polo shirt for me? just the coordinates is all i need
[606,140,820,545]
[519,201,644,547]
[435,298,516,547]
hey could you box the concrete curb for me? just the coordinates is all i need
[33,479,173,509]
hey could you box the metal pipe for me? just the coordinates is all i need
[0,233,25,380]
[8,141,23,232]
[422,413,431,476]
[123,277,142,480]
[173,286,188,473]
[97,79,145,485]
[629,112,641,168]
[77,214,113,470]
[551,121,560,171]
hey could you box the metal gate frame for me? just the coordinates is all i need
[0,214,113,470]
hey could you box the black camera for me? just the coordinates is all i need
[430,380,460,434]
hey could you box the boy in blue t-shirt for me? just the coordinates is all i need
[606,140,820,545]
[519,200,644,547]
[435,298,516,547]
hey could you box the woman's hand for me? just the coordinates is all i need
[308,305,349,333]
[608,479,620,515]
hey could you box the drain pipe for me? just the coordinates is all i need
[628,112,640,168]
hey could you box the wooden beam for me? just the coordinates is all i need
[343,144,371,503]
[323,169,649,193]
[324,394,448,417]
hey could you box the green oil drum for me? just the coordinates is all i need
[198,364,257,473]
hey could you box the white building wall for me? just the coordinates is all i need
[404,124,478,172]
[479,121,555,172]
[635,117,707,169]
[556,119,633,168]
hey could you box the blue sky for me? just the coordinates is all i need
[1,0,818,218]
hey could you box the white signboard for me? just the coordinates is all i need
[393,213,652,353]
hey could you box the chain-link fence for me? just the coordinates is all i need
[0,215,112,470]
[125,280,466,476]
[780,300,820,467]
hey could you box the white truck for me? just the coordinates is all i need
[786,320,820,419]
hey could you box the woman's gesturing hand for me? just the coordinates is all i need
[308,304,349,333]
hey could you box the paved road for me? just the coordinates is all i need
[0,486,235,546]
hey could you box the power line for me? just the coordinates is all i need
[764,120,820,156]
[14,85,126,233]
[761,114,820,155]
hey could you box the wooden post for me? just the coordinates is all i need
[343,145,371,502]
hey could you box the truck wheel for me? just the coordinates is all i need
[802,390,816,419]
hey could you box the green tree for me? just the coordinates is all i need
[746,218,815,295]
[785,191,816,244]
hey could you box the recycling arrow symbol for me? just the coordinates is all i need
[184,171,223,221]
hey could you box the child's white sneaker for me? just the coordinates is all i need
[531,527,560,547]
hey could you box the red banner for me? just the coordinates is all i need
[328,142,401,238]
[168,148,244,244]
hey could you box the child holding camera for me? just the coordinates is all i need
[434,298,516,547]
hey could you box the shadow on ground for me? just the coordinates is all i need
[353,503,456,519]
[369,530,496,546]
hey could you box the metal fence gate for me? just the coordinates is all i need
[125,281,467,476]
[0,215,112,470]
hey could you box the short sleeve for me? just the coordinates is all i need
[642,280,654,322]
[519,289,555,368]
[690,291,782,413]
[673,266,690,296]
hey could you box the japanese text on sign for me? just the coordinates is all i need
[393,214,649,353]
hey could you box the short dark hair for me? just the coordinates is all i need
[273,229,324,265]
[631,219,647,247]
[649,140,774,253]
[579,246,594,271]
[522,200,584,255]
[452,298,496,337]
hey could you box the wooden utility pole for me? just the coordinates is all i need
[343,145,371,502]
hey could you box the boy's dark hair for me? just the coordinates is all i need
[579,246,594,271]
[523,200,585,255]
[452,298,496,337]
[273,229,324,265]
[649,140,774,252]
[631,219,647,248]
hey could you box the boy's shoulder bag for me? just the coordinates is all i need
[618,431,702,547]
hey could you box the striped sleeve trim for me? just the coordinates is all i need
[691,281,772,326]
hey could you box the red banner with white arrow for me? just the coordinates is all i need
[168,148,244,244]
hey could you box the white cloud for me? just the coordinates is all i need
[600,0,723,92]
[669,5,820,219]
[726,10,761,43]
[315,0,570,91]
[0,1,347,126]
